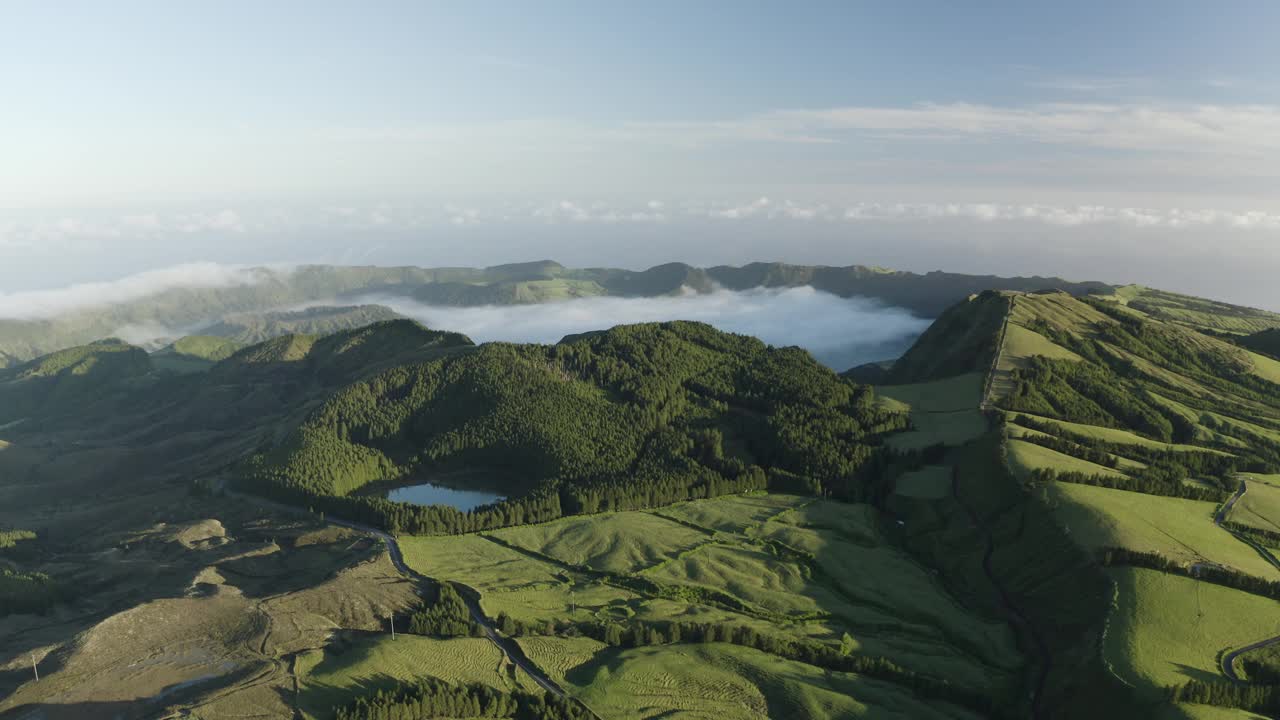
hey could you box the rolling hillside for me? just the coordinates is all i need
[5,277,1280,719]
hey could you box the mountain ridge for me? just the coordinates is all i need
[0,261,1114,367]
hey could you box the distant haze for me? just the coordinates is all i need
[367,287,931,371]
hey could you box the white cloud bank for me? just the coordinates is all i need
[367,287,931,370]
[5,200,1279,253]
[0,262,271,320]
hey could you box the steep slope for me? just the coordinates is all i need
[972,290,1280,715]
[885,290,1011,383]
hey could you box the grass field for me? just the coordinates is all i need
[564,643,987,720]
[1006,438,1130,481]
[894,465,951,499]
[1103,568,1280,697]
[1231,477,1280,534]
[998,323,1084,368]
[1244,349,1280,385]
[1045,483,1280,579]
[490,511,712,574]
[1173,705,1272,720]
[1242,473,1280,488]
[399,533,640,627]
[877,372,987,449]
[756,516,1021,687]
[514,636,608,686]
[404,496,1023,700]
[655,493,809,534]
[297,633,533,719]
[1007,411,1233,455]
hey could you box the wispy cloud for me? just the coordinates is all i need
[1026,76,1148,93]
[4,200,1280,253]
[317,101,1280,156]
[0,263,274,319]
[666,103,1280,153]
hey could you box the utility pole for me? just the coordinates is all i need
[31,653,38,682]
[569,590,575,615]
[390,613,396,640]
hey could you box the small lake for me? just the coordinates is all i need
[383,483,505,511]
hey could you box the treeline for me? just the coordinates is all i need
[1166,680,1279,714]
[1098,547,1280,600]
[1011,428,1121,469]
[406,583,478,637]
[1021,312,1280,472]
[0,568,65,617]
[489,616,1002,718]
[1085,300,1280,406]
[1029,468,1228,503]
[1006,354,1184,443]
[1009,413,1240,482]
[242,322,906,535]
[1243,656,1280,685]
[333,678,590,720]
[0,529,36,549]
[1224,521,1280,548]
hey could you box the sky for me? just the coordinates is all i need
[4,1,1280,307]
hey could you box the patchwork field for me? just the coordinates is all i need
[1006,410,1232,455]
[403,494,1024,704]
[1045,484,1280,579]
[297,634,535,719]
[565,643,987,720]
[490,511,712,574]
[398,533,640,627]
[656,493,809,534]
[1103,568,1280,697]
[1230,479,1280,535]
[877,372,987,449]
[514,636,608,686]
[1006,438,1130,480]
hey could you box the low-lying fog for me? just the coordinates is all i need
[365,287,930,371]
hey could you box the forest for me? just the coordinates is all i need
[240,321,907,535]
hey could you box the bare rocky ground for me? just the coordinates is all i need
[0,439,420,720]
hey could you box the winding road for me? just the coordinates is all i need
[224,488,594,716]
[1212,479,1280,683]
[314,515,579,702]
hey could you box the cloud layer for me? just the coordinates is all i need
[6,200,1280,254]
[0,262,269,320]
[368,287,931,370]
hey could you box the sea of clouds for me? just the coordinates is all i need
[0,263,932,370]
[365,286,931,371]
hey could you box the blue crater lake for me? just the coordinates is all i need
[384,483,505,511]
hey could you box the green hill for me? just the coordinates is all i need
[0,339,152,422]
[200,304,403,345]
[10,274,1280,719]
[884,290,1010,383]
[242,321,906,533]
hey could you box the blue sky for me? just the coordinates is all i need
[3,1,1280,306]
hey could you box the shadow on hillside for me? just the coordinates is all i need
[0,699,140,720]
[1170,662,1221,684]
